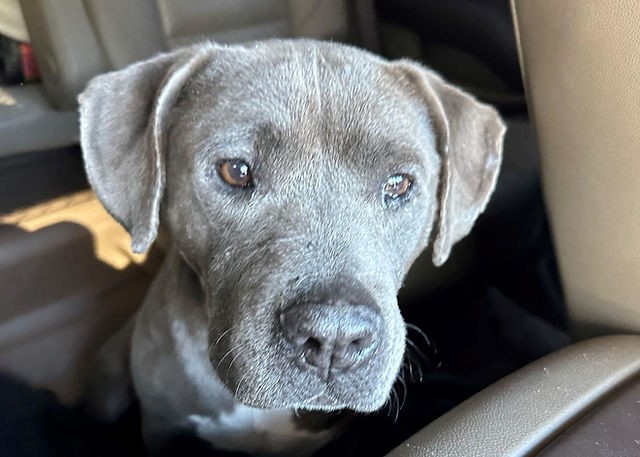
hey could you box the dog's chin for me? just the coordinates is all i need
[229,375,392,414]
[235,391,388,414]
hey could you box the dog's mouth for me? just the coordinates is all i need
[208,282,406,412]
[212,329,402,413]
[227,365,394,413]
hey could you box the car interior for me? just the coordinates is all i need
[1,0,639,456]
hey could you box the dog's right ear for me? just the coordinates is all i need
[79,46,213,253]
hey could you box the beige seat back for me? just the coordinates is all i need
[511,0,640,338]
[20,0,375,109]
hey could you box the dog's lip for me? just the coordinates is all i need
[233,388,346,410]
[292,388,351,411]
[296,396,348,411]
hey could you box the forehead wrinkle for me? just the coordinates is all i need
[311,47,324,119]
[334,128,423,173]
[318,89,427,173]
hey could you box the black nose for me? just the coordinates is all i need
[279,301,381,379]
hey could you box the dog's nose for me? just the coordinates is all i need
[280,301,381,377]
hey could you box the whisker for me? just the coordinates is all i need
[387,386,396,418]
[215,327,233,345]
[226,348,247,376]
[406,323,432,348]
[398,373,407,411]
[407,356,415,380]
[405,322,441,370]
[385,389,393,417]
[216,343,245,370]
[403,337,430,384]
[209,327,233,353]
[234,370,253,399]
[403,357,415,383]
[391,386,400,423]
[405,337,432,364]
[409,351,424,382]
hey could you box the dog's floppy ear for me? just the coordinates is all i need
[394,61,506,266]
[79,46,212,253]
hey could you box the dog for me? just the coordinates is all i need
[79,39,505,456]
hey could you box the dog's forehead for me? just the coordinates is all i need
[179,42,434,170]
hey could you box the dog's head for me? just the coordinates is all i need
[79,40,504,413]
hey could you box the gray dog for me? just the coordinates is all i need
[79,39,505,456]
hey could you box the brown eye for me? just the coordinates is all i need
[384,173,413,202]
[218,159,253,188]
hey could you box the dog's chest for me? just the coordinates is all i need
[188,406,333,456]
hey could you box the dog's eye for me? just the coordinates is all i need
[383,173,413,202]
[218,159,253,188]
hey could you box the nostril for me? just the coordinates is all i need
[346,331,374,355]
[347,337,367,352]
[302,337,322,355]
[301,337,332,370]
